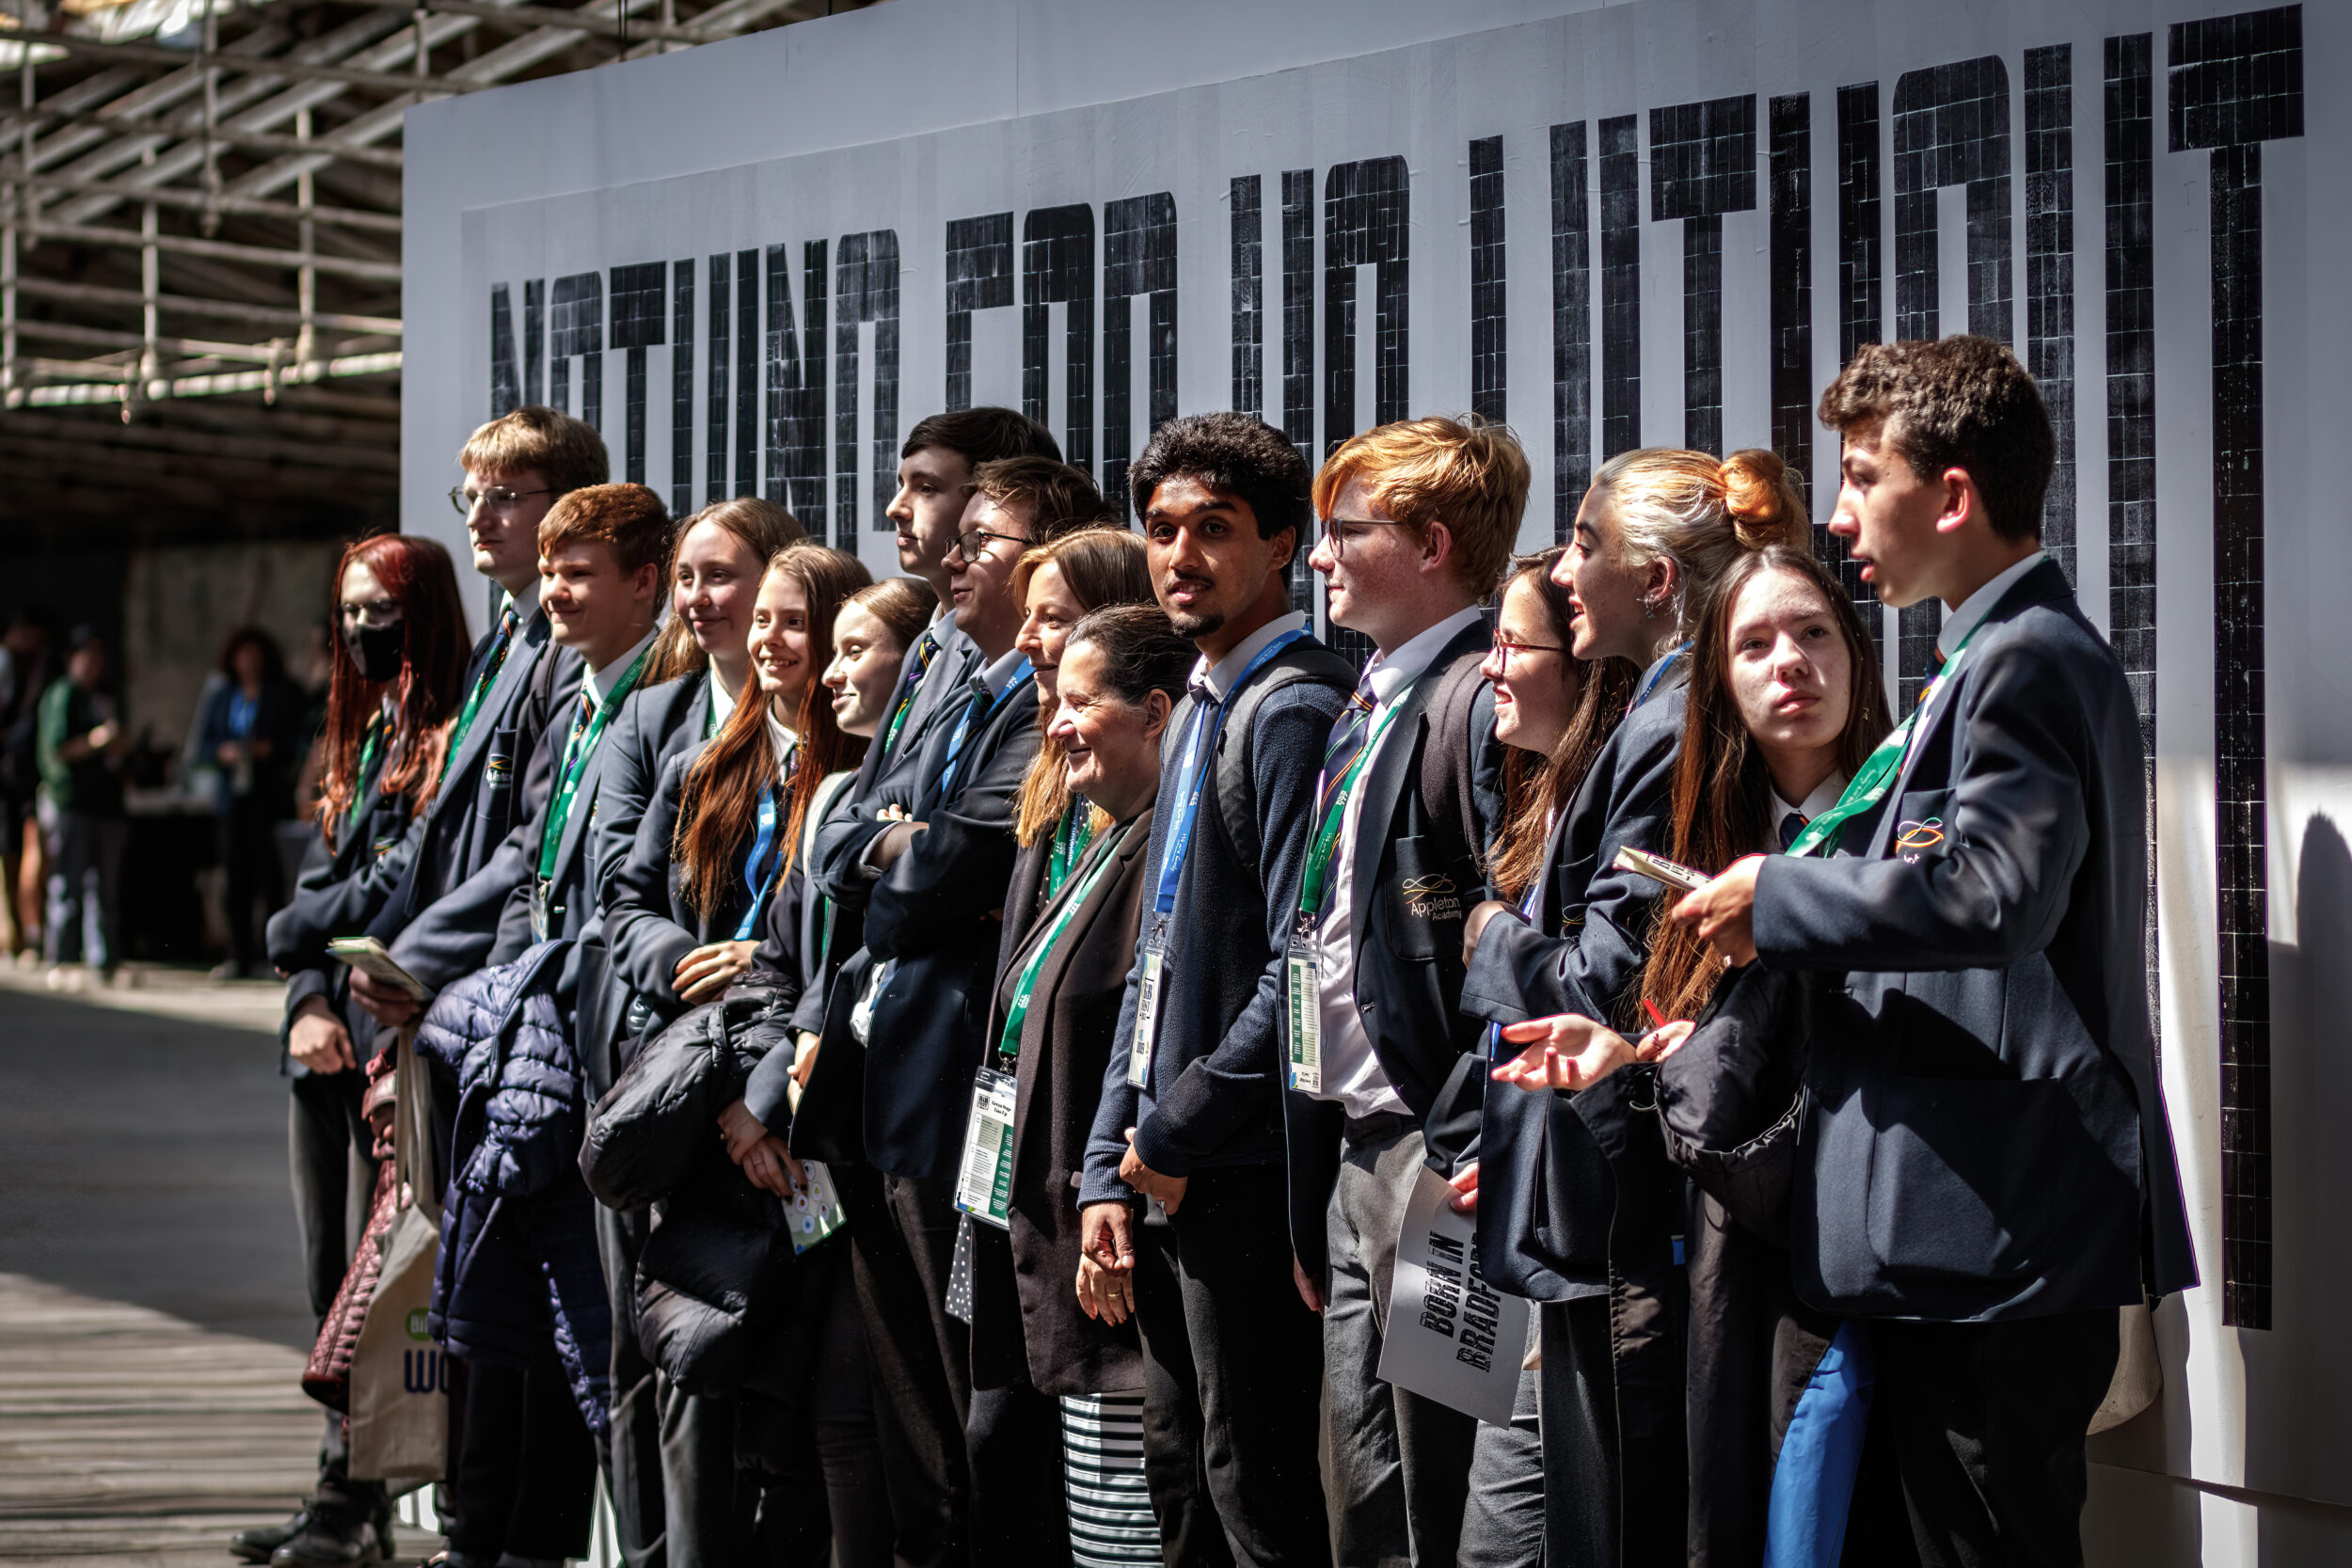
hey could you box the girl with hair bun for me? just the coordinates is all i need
[1452,446,1803,1568]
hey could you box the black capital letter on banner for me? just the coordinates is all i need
[2172,2,2302,1333]
[1832,85,1882,645]
[1104,194,1179,523]
[736,249,759,499]
[1768,96,1812,514]
[768,240,828,522]
[1470,135,1506,423]
[671,259,694,516]
[706,252,731,505]
[609,262,667,485]
[490,284,519,417]
[1323,155,1410,457]
[946,214,1013,412]
[1232,176,1263,419]
[523,278,546,406]
[549,272,604,432]
[836,230,902,546]
[1650,95,1756,457]
[2026,46,2077,581]
[1551,122,1590,543]
[1280,170,1316,473]
[1024,205,1095,475]
[1598,115,1642,460]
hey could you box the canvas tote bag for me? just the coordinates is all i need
[347,1027,449,1481]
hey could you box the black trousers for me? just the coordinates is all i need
[1872,1309,2120,1568]
[218,798,286,970]
[445,1338,599,1561]
[838,1163,968,1567]
[965,1355,1071,1568]
[1131,1215,1232,1568]
[596,1199,666,1568]
[287,1067,385,1513]
[1130,1164,1328,1568]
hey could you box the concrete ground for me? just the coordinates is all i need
[0,963,439,1566]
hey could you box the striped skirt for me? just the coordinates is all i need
[1058,1390,1165,1566]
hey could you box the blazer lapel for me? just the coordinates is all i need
[1344,628,1481,964]
[1009,812,1152,1150]
[437,609,548,825]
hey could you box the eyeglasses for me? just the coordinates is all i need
[449,483,557,517]
[953,527,1035,564]
[339,598,401,628]
[1317,515,1412,559]
[1489,633,1564,673]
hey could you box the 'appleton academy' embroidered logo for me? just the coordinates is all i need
[1400,874,1462,924]
[1895,817,1947,863]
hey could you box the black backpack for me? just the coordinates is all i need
[1202,641,1357,875]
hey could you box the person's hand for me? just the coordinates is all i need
[288,995,356,1073]
[869,819,924,871]
[790,1031,821,1088]
[1446,1160,1479,1214]
[1462,899,1514,967]
[1076,1201,1138,1324]
[348,969,422,1029]
[88,720,120,751]
[1490,1016,1693,1093]
[739,1134,802,1196]
[674,940,758,1005]
[215,739,246,767]
[1672,854,1765,967]
[1293,1254,1325,1314]
[718,1097,769,1163]
[1117,1128,1187,1213]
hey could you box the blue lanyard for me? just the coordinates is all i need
[734,784,783,940]
[938,658,1034,800]
[227,690,258,738]
[1153,628,1308,917]
[1631,643,1688,711]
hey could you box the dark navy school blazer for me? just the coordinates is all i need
[1754,560,2196,1321]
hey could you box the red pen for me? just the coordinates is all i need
[1641,998,1668,1031]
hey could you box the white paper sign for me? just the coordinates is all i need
[1375,1165,1530,1427]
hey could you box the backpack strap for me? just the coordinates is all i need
[1210,643,1357,876]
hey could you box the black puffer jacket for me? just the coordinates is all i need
[579,983,803,1397]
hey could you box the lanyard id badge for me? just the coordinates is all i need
[954,1067,1020,1230]
[1284,916,1323,1093]
[1128,916,1169,1088]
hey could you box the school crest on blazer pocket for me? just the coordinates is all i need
[1399,873,1462,925]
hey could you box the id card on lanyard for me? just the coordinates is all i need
[1126,629,1308,1091]
[954,1068,1020,1228]
[1283,689,1407,1093]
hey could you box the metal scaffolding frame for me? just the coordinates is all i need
[0,0,862,538]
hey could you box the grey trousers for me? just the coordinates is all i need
[1320,1122,1478,1568]
[1457,1363,1544,1568]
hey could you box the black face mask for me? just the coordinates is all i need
[345,619,406,683]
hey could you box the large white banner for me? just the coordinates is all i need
[411,0,2352,1524]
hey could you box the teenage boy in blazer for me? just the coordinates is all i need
[1289,416,1518,1568]
[1677,335,2197,1566]
[344,405,604,1029]
[1080,413,1353,1568]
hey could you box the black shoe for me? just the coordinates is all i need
[230,1505,310,1563]
[267,1511,391,1568]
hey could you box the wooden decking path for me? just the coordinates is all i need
[0,1271,323,1564]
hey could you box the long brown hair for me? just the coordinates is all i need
[645,497,806,684]
[1010,528,1153,846]
[844,577,938,657]
[1487,547,1637,903]
[673,543,871,919]
[317,533,471,844]
[1641,546,1892,1021]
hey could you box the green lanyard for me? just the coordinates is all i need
[994,823,1125,1062]
[447,604,519,764]
[1045,803,1096,899]
[537,642,654,879]
[1295,689,1411,921]
[344,715,385,831]
[1785,602,2005,859]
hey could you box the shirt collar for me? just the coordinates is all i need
[503,581,541,622]
[1936,550,2047,659]
[1363,606,1484,706]
[765,710,798,774]
[1191,610,1309,702]
[977,645,1029,699]
[1770,770,1851,830]
[583,626,658,705]
[707,661,739,730]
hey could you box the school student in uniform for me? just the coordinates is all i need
[1078,413,1354,1568]
[1498,544,1912,1567]
[566,495,803,1568]
[1454,446,1805,1567]
[245,533,471,1568]
[1673,337,2197,1567]
[603,543,872,1565]
[1282,416,1521,1568]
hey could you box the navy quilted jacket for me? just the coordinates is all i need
[414,940,612,1434]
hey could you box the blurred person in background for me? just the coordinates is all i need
[36,626,128,987]
[195,627,307,979]
[0,606,56,957]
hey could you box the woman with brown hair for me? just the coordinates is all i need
[251,532,470,1567]
[1454,446,1807,1568]
[1490,544,1904,1567]
[1008,526,1154,879]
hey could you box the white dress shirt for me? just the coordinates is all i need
[1311,606,1486,1120]
[1189,610,1309,702]
[1768,771,1851,849]
[1906,549,2046,763]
